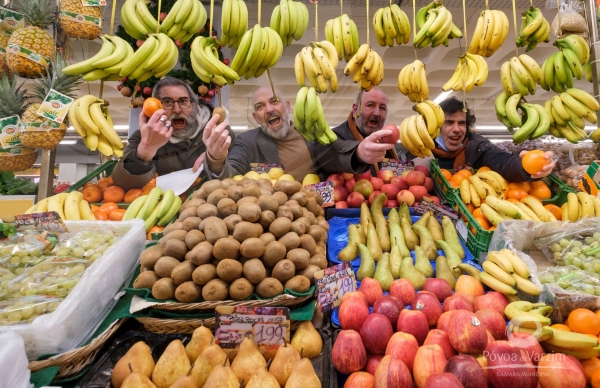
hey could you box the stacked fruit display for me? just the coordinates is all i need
[25,191,97,221]
[132,178,329,303]
[479,250,541,297]
[562,192,600,222]
[324,14,359,61]
[111,322,323,388]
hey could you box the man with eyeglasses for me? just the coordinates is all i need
[111,77,235,190]
[432,96,555,181]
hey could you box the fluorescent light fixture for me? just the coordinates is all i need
[59,140,77,145]
[475,125,507,130]
[433,91,452,104]
[67,125,130,131]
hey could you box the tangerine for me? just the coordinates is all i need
[143,97,163,117]
[474,216,491,230]
[506,198,519,203]
[83,182,97,189]
[581,358,600,384]
[99,202,119,214]
[97,177,114,191]
[93,211,108,220]
[550,324,571,332]
[124,189,143,203]
[544,204,562,220]
[477,166,491,172]
[592,368,600,387]
[472,208,484,218]
[82,186,102,203]
[509,182,531,193]
[567,309,600,335]
[103,186,125,203]
[450,174,467,185]
[522,150,549,175]
[507,189,528,201]
[530,183,552,200]
[440,168,452,180]
[455,169,473,178]
[109,209,126,221]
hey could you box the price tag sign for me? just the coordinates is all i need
[305,180,334,207]
[0,8,24,33]
[215,306,290,349]
[0,115,23,149]
[456,219,469,242]
[81,0,107,6]
[380,158,401,172]
[36,89,74,124]
[14,212,68,234]
[414,200,459,222]
[249,163,284,174]
[396,160,414,175]
[314,262,357,312]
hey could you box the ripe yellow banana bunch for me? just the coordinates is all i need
[563,192,600,222]
[399,100,444,158]
[540,35,590,93]
[26,191,96,221]
[543,88,599,143]
[495,93,550,143]
[459,173,504,207]
[123,188,181,231]
[191,36,240,86]
[270,0,309,46]
[62,35,134,82]
[293,86,337,145]
[372,4,411,47]
[468,9,509,57]
[68,95,123,158]
[516,7,550,51]
[324,14,359,62]
[343,44,383,91]
[220,0,249,48]
[295,41,339,94]
[413,1,462,48]
[398,60,429,102]
[481,252,540,296]
[442,53,488,92]
[499,54,541,96]
[230,25,284,80]
[482,195,557,225]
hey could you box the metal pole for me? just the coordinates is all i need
[584,0,600,130]
[37,149,56,200]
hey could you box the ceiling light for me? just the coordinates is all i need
[59,140,77,145]
[476,125,507,130]
[433,91,452,104]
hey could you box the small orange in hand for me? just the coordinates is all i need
[103,186,125,203]
[522,150,549,175]
[124,189,143,203]
[143,97,162,117]
[109,209,126,221]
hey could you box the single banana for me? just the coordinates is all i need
[480,271,517,295]
[500,248,531,279]
[487,251,514,273]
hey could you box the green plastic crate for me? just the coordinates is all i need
[430,159,459,207]
[67,160,117,192]
[543,173,576,206]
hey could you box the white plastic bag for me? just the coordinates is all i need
[4,220,145,359]
[0,331,33,388]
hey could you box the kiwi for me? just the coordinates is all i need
[237,196,258,205]
[276,206,293,221]
[271,191,288,206]
[185,241,214,265]
[222,178,237,188]
[182,217,202,231]
[271,259,295,283]
[133,271,160,289]
[241,185,262,198]
[286,248,310,270]
[255,277,284,299]
[200,180,225,198]
[237,202,262,223]
[207,189,228,206]
[154,256,181,278]
[140,245,163,269]
[305,197,321,217]
[140,266,150,273]
[185,230,206,250]
[296,216,311,230]
[240,237,266,258]
[317,219,329,232]
[302,209,317,225]
[202,279,229,301]
[216,259,243,282]
[257,178,272,187]
[274,180,302,195]
[243,259,267,284]
[175,281,203,302]
[258,195,279,213]
[159,230,187,248]
[259,185,274,195]
[290,219,306,236]
[226,185,243,202]
[217,198,237,218]
[278,232,301,251]
[152,278,176,300]
[162,221,184,236]
[229,278,254,301]
[241,179,258,188]
[178,207,198,222]
[258,233,276,246]
[213,106,227,124]
[180,198,206,213]
[162,239,188,260]
[315,246,326,256]
[204,218,228,244]
[233,221,260,242]
[196,203,217,219]
[224,214,243,234]
[192,264,217,285]
[171,261,197,285]
[284,275,311,293]
[261,241,287,267]
[309,253,327,269]
[317,240,326,249]
[212,237,241,261]
[299,234,317,256]
[258,210,276,229]
[269,217,292,237]
[297,265,321,285]
[198,216,219,231]
[290,192,307,206]
[253,223,264,237]
[308,225,325,243]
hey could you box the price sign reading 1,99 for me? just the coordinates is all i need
[314,262,357,312]
[254,323,286,345]
[305,181,334,207]
[214,306,291,349]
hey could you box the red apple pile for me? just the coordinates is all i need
[328,165,439,209]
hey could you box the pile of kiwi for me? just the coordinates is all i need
[133,177,330,303]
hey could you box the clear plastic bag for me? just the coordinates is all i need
[533,219,600,265]
[0,295,63,325]
[0,230,59,274]
[51,228,126,262]
[0,331,33,388]
[538,265,600,295]
[550,0,588,39]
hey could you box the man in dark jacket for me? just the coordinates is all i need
[433,96,555,182]
[111,77,235,191]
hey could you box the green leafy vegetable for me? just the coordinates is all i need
[0,171,38,195]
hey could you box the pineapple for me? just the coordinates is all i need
[6,0,56,78]
[0,31,9,75]
[59,0,102,40]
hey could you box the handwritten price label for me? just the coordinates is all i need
[456,219,469,241]
[215,306,290,349]
[305,181,334,207]
[254,323,286,345]
[414,200,459,222]
[396,160,415,175]
[250,163,284,174]
[14,212,68,233]
[380,159,401,172]
[314,262,357,312]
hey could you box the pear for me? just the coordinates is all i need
[291,321,323,359]
[360,202,373,237]
[373,252,394,291]
[168,367,195,388]
[413,224,437,260]
[190,339,229,388]
[269,342,300,386]
[436,255,456,289]
[414,246,434,278]
[399,257,426,290]
[285,358,321,388]
[400,217,419,250]
[427,215,445,248]
[152,340,191,388]
[122,371,157,388]
[366,223,382,262]
[399,202,412,224]
[356,243,375,281]
[387,208,400,226]
[413,211,431,228]
[231,336,267,386]
[246,362,280,388]
[355,224,366,244]
[185,324,213,363]
[112,341,155,388]
[389,245,402,279]
[389,221,410,258]
[203,357,239,388]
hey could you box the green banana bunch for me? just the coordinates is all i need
[500,54,542,96]
[372,4,411,47]
[191,36,240,86]
[413,0,462,49]
[220,0,249,48]
[293,86,337,145]
[230,25,284,80]
[543,88,599,143]
[118,33,180,82]
[516,7,550,51]
[540,35,591,93]
[468,9,509,57]
[495,93,551,143]
[295,41,339,93]
[270,0,309,47]
[324,14,360,62]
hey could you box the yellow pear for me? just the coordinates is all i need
[290,321,323,359]
[151,340,191,388]
[279,174,295,182]
[203,358,239,388]
[112,342,155,388]
[244,171,260,180]
[185,325,213,363]
[231,336,267,387]
[302,174,320,186]
[284,358,321,388]
[190,339,229,388]
[167,370,195,388]
[121,371,158,388]
[268,167,285,180]
[246,364,280,388]
[269,343,300,387]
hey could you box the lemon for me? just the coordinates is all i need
[279,174,296,182]
[244,171,261,180]
[260,173,271,180]
[302,174,320,186]
[268,167,285,180]
[232,175,243,181]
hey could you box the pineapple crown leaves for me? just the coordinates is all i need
[30,55,83,103]
[15,0,57,28]
[0,74,30,118]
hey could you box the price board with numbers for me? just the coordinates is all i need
[314,262,357,312]
[396,160,415,175]
[304,181,334,207]
[214,306,290,349]
[414,200,459,222]
[249,163,284,174]
[14,212,68,233]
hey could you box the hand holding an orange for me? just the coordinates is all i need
[521,150,555,177]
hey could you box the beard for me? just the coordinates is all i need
[259,110,290,139]
[355,113,384,136]
[169,109,198,140]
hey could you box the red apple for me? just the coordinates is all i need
[142,86,152,95]
[333,330,367,374]
[414,165,430,177]
[373,356,413,388]
[334,185,349,202]
[336,201,349,208]
[344,371,375,388]
[391,176,409,190]
[380,183,400,201]
[53,183,70,194]
[424,177,434,192]
[136,39,144,47]
[475,309,507,341]
[426,373,465,388]
[443,293,474,312]
[339,296,370,332]
[347,192,365,208]
[377,169,395,184]
[360,313,393,355]
[385,332,419,372]
[423,278,453,303]
[401,169,412,178]
[409,185,429,202]
[174,39,184,48]
[354,179,374,197]
[424,329,456,360]
[379,124,400,144]
[345,178,356,193]
[385,200,398,208]
[342,172,354,180]
[437,311,454,332]
[474,292,509,318]
[356,171,372,180]
[486,341,537,388]
[368,191,384,205]
[222,58,230,66]
[328,173,345,187]
[359,278,383,307]
[444,355,487,388]
[389,280,415,307]
[396,190,415,206]
[364,355,383,375]
[370,177,384,191]
[413,344,448,388]
[454,291,475,304]
[406,170,426,186]
[487,330,496,347]
[373,296,403,330]
[412,291,443,327]
[507,332,544,366]
[341,291,368,306]
[447,310,488,354]
[455,276,485,299]
[538,353,585,388]
[396,309,429,345]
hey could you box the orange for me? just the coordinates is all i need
[147,225,165,240]
[108,209,126,221]
[455,169,473,178]
[472,208,484,218]
[567,309,600,335]
[488,226,496,231]
[440,169,452,180]
[507,198,519,203]
[450,174,467,186]
[592,369,600,388]
[465,203,475,214]
[477,166,491,172]
[474,216,491,230]
[530,183,552,200]
[509,182,531,193]
[530,180,546,187]
[99,202,118,214]
[507,188,528,201]
[544,204,562,220]
[520,195,542,204]
[550,324,571,332]
[141,185,154,195]
[93,211,108,220]
[90,205,99,212]
[97,177,114,191]
[143,97,163,117]
[83,182,97,189]
[595,309,600,322]
[581,358,600,384]
[124,189,143,203]
[103,186,125,203]
[82,186,102,203]
[522,150,549,174]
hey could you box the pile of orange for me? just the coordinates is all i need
[90,202,126,221]
[560,309,600,387]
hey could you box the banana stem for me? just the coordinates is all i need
[365,0,369,45]
[355,89,363,118]
[156,0,162,34]
[414,45,418,60]
[266,69,279,102]
[99,80,104,99]
[257,0,261,25]
[462,0,468,49]
[217,87,222,107]
[315,0,318,41]
[340,0,343,17]
[210,0,215,34]
[412,0,416,40]
[555,0,562,37]
[109,0,117,35]
[511,0,519,55]
[485,0,489,9]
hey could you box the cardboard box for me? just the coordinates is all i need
[578,160,600,194]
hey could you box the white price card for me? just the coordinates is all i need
[314,262,357,312]
[215,306,290,349]
[305,180,334,207]
[14,212,68,233]
[456,219,469,242]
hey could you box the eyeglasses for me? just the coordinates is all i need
[160,98,192,110]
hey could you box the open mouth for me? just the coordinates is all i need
[267,116,281,127]
[447,136,462,144]
[368,117,380,127]
[172,118,186,129]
